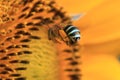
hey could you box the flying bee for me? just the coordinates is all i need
[48,24,80,45]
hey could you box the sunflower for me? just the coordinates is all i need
[0,0,120,80]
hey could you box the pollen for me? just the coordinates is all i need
[0,0,77,80]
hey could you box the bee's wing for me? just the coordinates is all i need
[70,13,85,21]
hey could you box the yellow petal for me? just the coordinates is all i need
[75,0,120,55]
[56,0,108,14]
[74,0,120,80]
[81,53,120,80]
[74,0,120,44]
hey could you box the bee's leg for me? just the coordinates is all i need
[48,29,61,44]
[54,38,62,44]
[52,33,62,44]
[58,30,70,44]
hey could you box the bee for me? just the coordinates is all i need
[48,24,80,45]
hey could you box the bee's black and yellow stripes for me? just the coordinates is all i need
[64,25,80,44]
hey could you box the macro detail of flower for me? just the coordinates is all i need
[0,0,72,80]
[0,0,120,80]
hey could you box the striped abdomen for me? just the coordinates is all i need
[64,25,80,44]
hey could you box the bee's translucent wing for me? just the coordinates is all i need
[70,13,85,21]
